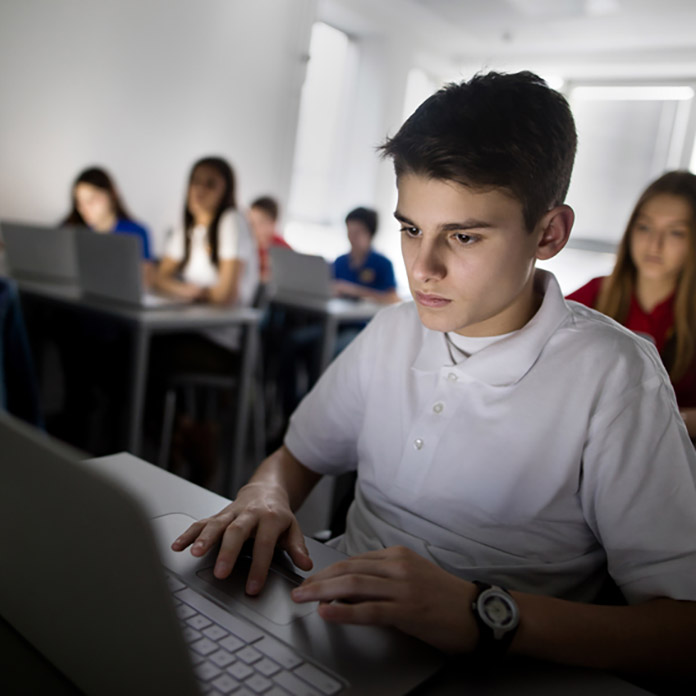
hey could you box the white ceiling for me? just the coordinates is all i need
[321,0,696,78]
[415,0,696,57]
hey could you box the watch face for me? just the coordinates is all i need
[479,590,519,630]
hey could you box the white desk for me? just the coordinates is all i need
[270,290,383,372]
[15,279,261,494]
[92,453,655,696]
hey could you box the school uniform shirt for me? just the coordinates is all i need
[113,218,153,261]
[567,276,696,407]
[163,209,259,350]
[285,270,696,604]
[332,249,397,291]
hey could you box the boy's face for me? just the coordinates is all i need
[396,174,543,337]
[346,220,372,255]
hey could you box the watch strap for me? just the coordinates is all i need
[471,581,519,657]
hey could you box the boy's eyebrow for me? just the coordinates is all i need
[394,210,494,232]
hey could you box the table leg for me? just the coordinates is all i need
[127,324,149,456]
[319,314,338,373]
[226,322,258,497]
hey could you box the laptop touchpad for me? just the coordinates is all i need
[196,557,317,625]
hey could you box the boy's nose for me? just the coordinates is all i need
[412,241,446,281]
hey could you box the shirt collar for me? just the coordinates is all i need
[412,269,570,386]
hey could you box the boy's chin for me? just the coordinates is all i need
[415,307,463,334]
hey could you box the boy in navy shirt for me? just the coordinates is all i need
[333,207,400,304]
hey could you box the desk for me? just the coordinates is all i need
[15,279,261,494]
[92,453,653,696]
[270,291,383,372]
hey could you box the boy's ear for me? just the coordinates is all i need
[535,204,574,261]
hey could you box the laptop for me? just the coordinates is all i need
[1,221,79,285]
[75,228,187,308]
[0,412,443,696]
[270,247,334,299]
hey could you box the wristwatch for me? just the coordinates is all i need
[471,581,520,656]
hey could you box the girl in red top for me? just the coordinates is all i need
[567,170,696,436]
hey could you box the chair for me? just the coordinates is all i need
[0,277,42,427]
[157,285,270,495]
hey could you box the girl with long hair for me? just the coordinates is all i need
[152,156,259,486]
[64,166,153,272]
[567,170,696,436]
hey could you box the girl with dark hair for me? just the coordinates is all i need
[567,170,696,436]
[155,156,258,320]
[151,157,259,485]
[64,166,153,266]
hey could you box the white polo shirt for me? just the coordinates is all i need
[285,270,696,604]
[164,209,259,349]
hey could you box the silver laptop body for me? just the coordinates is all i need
[270,247,334,299]
[1,221,79,284]
[75,228,184,307]
[0,413,443,696]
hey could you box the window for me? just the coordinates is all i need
[285,22,355,259]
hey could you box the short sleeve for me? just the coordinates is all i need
[284,313,381,475]
[581,362,696,603]
[376,255,396,291]
[217,210,240,260]
[163,226,185,261]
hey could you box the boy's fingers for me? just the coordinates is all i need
[282,519,313,571]
[171,520,207,550]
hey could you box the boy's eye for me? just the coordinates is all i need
[670,229,687,238]
[400,226,420,237]
[453,233,477,245]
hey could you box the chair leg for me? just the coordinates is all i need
[159,387,177,470]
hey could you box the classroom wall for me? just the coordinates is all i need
[0,0,317,254]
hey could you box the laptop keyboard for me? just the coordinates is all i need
[166,573,345,696]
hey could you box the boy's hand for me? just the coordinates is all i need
[290,545,478,653]
[170,482,313,595]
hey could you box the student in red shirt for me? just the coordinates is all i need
[248,196,291,283]
[567,170,696,435]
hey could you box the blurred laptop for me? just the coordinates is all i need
[1,221,79,285]
[270,247,334,299]
[0,412,443,696]
[76,229,187,308]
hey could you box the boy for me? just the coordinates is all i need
[333,206,400,304]
[173,72,696,679]
[248,195,291,283]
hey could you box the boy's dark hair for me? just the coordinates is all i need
[251,195,279,221]
[380,71,577,231]
[345,206,379,238]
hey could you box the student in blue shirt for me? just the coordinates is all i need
[332,207,400,304]
[63,166,154,285]
[56,166,154,453]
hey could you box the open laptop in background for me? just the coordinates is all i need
[0,412,444,696]
[1,221,79,285]
[270,247,334,299]
[76,228,188,308]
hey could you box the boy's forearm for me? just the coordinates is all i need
[246,445,322,511]
[510,591,696,678]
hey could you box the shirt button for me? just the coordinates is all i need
[433,402,444,414]
[413,438,424,450]
[447,372,458,382]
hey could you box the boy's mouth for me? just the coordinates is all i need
[415,291,451,308]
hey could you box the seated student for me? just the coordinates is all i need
[152,156,259,484]
[63,166,154,285]
[332,207,400,304]
[566,171,696,438]
[55,166,154,453]
[172,72,696,682]
[248,195,291,283]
